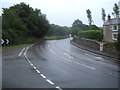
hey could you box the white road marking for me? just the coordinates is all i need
[36,69,40,73]
[96,61,118,69]
[48,45,50,48]
[95,57,103,59]
[24,46,61,88]
[56,86,63,90]
[84,53,89,56]
[46,79,54,85]
[61,57,95,70]
[19,48,25,56]
[40,74,46,78]
[85,57,118,69]
[28,61,32,64]
[33,66,36,70]
[64,53,69,56]
[64,53,74,59]
[50,49,56,55]
[30,63,33,66]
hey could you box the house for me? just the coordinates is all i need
[103,15,119,42]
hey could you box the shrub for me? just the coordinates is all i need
[73,35,79,41]
[77,30,103,41]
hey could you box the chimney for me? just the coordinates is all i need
[108,14,111,20]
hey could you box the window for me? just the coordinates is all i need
[112,33,118,40]
[112,25,118,31]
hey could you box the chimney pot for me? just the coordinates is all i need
[108,14,111,20]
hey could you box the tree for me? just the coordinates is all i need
[2,2,50,45]
[112,3,119,17]
[72,19,83,27]
[86,9,92,26]
[101,8,106,23]
[71,27,81,37]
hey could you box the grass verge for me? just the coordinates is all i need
[1,44,31,50]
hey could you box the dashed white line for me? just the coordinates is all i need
[30,63,34,66]
[56,86,63,90]
[50,49,56,55]
[40,74,46,78]
[33,66,36,70]
[36,69,40,73]
[24,46,62,89]
[46,79,54,85]
[61,57,95,70]
[19,48,25,56]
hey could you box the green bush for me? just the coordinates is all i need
[73,35,79,41]
[77,30,103,41]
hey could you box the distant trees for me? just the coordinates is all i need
[2,2,49,45]
[47,24,70,37]
[86,9,92,26]
[101,8,106,23]
[71,19,100,37]
[112,3,119,17]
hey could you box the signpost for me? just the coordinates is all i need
[1,39,10,46]
[100,44,103,51]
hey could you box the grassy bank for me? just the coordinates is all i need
[1,44,31,50]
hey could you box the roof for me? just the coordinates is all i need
[103,18,120,25]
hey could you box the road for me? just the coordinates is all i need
[2,38,119,89]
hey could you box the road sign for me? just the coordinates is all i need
[1,39,9,45]
[1,39,4,45]
[6,39,9,44]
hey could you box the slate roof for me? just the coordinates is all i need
[104,18,120,25]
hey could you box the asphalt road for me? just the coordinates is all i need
[2,38,119,89]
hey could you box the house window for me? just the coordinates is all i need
[112,33,118,40]
[112,25,118,31]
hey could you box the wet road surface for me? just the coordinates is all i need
[2,38,118,89]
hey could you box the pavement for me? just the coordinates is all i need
[2,38,119,89]
[70,40,119,60]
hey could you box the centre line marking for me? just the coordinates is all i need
[19,48,25,56]
[61,57,95,70]
[40,74,46,78]
[46,79,54,85]
[50,49,56,55]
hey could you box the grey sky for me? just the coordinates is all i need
[0,0,120,27]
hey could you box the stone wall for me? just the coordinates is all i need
[75,38,118,55]
[103,43,118,55]
[75,38,100,50]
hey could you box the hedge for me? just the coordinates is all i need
[77,30,103,41]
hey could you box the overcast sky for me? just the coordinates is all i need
[0,0,120,27]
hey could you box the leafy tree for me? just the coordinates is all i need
[2,2,50,45]
[72,19,83,27]
[47,24,70,37]
[71,27,81,37]
[86,9,92,26]
[112,3,119,17]
[101,8,106,23]
[89,25,100,30]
